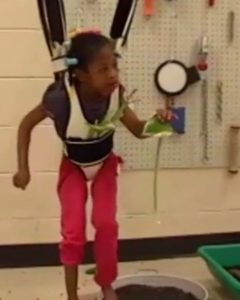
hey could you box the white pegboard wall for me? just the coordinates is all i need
[63,0,240,170]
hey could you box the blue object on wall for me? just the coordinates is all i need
[171,107,186,134]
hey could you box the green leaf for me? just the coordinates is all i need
[143,117,174,137]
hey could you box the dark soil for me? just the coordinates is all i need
[226,266,240,281]
[115,284,200,300]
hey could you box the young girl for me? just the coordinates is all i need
[13,32,173,300]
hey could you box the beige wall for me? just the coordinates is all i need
[1,1,240,245]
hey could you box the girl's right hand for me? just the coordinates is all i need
[13,169,31,190]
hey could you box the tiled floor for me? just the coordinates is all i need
[0,257,232,299]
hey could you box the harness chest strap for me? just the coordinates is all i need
[62,77,126,166]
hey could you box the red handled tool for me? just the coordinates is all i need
[144,0,155,17]
[197,36,210,161]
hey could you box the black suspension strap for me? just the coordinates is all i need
[37,0,69,77]
[110,0,138,52]
[36,0,138,78]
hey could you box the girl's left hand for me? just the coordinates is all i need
[156,109,176,122]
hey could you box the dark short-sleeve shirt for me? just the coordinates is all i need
[42,80,109,139]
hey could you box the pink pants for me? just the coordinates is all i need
[57,153,120,288]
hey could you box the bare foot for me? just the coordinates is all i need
[102,286,118,300]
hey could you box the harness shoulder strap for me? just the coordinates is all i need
[64,77,88,139]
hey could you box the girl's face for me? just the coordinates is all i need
[77,45,120,97]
